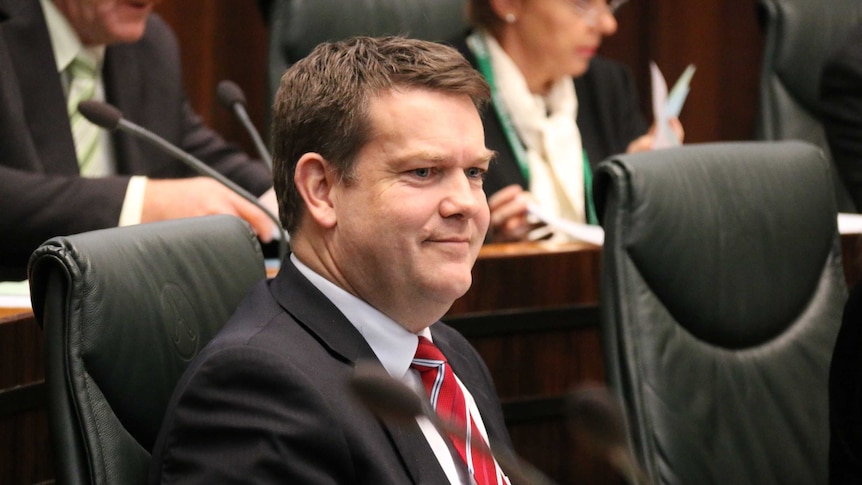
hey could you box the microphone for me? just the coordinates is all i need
[349,361,558,485]
[567,383,652,485]
[216,80,273,170]
[78,100,288,259]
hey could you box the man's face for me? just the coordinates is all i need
[53,0,159,45]
[328,88,492,331]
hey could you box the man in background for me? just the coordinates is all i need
[150,36,515,484]
[0,0,275,281]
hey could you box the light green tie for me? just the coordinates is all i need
[66,54,100,175]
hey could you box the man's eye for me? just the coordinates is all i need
[466,167,486,179]
[413,168,431,178]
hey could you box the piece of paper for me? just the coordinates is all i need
[0,280,31,309]
[839,213,862,234]
[526,203,604,246]
[650,62,695,149]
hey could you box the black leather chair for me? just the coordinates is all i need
[756,0,862,211]
[266,0,468,107]
[28,215,266,485]
[594,141,847,484]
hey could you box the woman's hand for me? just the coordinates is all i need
[487,184,545,242]
[626,117,685,153]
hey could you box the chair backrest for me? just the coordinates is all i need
[28,215,266,485]
[594,141,847,484]
[266,0,468,107]
[755,0,862,211]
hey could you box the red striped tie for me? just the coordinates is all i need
[411,336,509,485]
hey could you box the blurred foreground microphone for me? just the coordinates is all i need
[216,80,273,170]
[350,361,558,485]
[567,383,652,485]
[78,100,288,258]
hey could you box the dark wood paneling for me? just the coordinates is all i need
[0,314,51,485]
[602,0,764,144]
[155,1,270,154]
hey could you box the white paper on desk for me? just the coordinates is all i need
[526,203,604,246]
[650,62,695,149]
[0,280,31,309]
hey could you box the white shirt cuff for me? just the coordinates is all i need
[118,176,147,227]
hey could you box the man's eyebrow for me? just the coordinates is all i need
[392,149,496,165]
[481,150,498,165]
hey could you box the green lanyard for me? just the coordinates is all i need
[467,32,598,225]
[582,150,597,225]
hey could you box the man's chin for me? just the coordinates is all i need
[432,275,474,303]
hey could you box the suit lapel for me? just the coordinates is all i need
[269,261,452,484]
[3,0,78,174]
[103,39,146,174]
[380,418,454,485]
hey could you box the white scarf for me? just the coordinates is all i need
[483,33,586,238]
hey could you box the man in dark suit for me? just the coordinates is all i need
[149,36,516,484]
[0,0,274,281]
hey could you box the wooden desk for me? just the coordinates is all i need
[0,309,49,485]
[4,234,860,484]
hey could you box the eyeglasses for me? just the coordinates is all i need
[566,0,630,26]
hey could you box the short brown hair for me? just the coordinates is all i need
[271,36,490,234]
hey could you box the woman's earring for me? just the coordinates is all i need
[504,13,517,23]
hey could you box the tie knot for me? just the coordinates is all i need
[412,336,447,368]
[69,53,98,79]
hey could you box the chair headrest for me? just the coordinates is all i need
[595,141,838,347]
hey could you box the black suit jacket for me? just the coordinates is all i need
[821,24,862,211]
[450,34,648,197]
[0,0,271,280]
[830,281,862,484]
[149,259,514,484]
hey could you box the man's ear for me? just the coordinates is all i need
[294,152,338,228]
[489,0,522,20]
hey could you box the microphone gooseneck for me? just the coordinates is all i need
[349,361,558,485]
[567,383,652,485]
[216,80,273,170]
[78,100,288,259]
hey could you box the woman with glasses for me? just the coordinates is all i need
[453,0,683,242]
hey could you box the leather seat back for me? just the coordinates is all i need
[29,215,266,485]
[594,141,847,484]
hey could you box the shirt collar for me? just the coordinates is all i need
[41,0,105,73]
[290,254,430,379]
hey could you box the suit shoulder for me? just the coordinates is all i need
[583,55,636,84]
[133,13,180,57]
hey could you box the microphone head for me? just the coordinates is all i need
[349,361,424,424]
[216,80,247,108]
[78,100,122,130]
